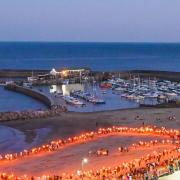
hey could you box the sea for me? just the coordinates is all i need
[0,42,180,112]
[0,42,180,71]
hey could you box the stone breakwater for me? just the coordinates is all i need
[0,107,67,122]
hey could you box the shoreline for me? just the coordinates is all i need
[0,68,179,147]
[1,107,180,146]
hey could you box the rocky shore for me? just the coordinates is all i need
[0,106,67,122]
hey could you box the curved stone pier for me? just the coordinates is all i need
[4,84,54,108]
[0,84,67,122]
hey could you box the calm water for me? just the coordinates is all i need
[0,42,180,112]
[0,86,47,112]
[0,125,51,154]
[0,42,180,71]
[34,84,138,112]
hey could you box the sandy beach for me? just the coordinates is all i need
[0,107,179,146]
[0,134,173,176]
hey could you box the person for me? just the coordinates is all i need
[142,122,145,127]
[169,163,174,174]
[144,171,149,180]
[178,160,180,170]
[153,170,158,180]
[96,122,98,127]
[118,147,123,152]
[128,173,132,180]
[172,115,176,120]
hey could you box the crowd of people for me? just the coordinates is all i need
[0,149,180,179]
[0,126,179,161]
[0,126,180,179]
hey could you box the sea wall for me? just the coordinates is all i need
[5,84,54,108]
[116,70,180,82]
[1,84,67,122]
[1,69,180,82]
[0,69,49,78]
[91,70,180,82]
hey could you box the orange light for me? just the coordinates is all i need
[61,70,68,77]
[0,126,180,179]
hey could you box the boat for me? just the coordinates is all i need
[63,96,84,105]
[165,92,177,98]
[75,92,105,104]
[88,96,105,104]
[27,76,37,82]
[23,82,33,88]
[100,82,112,89]
[101,90,107,94]
[28,71,37,82]
[121,93,128,98]
[54,92,63,98]
[158,94,166,100]
[144,92,159,98]
[5,81,14,85]
[127,94,136,100]
[113,87,124,92]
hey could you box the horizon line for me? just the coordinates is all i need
[0,41,180,44]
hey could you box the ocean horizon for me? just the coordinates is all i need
[0,42,180,72]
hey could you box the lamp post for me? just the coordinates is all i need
[81,158,88,179]
[81,158,88,171]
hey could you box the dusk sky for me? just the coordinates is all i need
[0,0,180,42]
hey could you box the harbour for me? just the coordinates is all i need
[1,1,180,178]
[0,68,180,114]
[0,67,180,179]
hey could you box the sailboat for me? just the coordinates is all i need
[27,71,37,82]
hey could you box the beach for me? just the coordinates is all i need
[1,107,180,146]
[0,134,173,176]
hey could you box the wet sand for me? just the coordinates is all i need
[0,126,51,154]
[0,107,180,146]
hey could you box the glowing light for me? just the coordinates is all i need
[82,158,88,164]
[61,70,68,77]
[0,126,179,179]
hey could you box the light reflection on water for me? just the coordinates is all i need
[37,84,139,112]
[0,83,159,113]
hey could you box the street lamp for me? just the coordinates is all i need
[77,158,88,180]
[81,158,88,171]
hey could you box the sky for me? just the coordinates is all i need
[0,0,180,42]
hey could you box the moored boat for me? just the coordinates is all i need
[63,96,84,105]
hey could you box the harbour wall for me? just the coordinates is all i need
[0,69,180,81]
[4,84,54,108]
[92,70,180,82]
[0,84,67,122]
[124,70,180,82]
[0,69,49,78]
